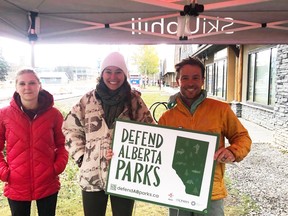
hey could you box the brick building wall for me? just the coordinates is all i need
[231,102,274,130]
[241,104,274,130]
[273,44,288,150]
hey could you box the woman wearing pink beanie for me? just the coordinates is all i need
[62,52,155,216]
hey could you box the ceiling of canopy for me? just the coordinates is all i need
[0,0,287,44]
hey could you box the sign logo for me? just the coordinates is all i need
[168,193,174,201]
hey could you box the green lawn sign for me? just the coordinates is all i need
[106,119,219,215]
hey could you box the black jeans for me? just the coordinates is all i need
[82,190,134,216]
[8,192,58,216]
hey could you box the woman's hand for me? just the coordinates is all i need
[106,148,114,161]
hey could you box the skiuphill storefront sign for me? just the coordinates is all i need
[106,120,219,214]
[108,13,261,42]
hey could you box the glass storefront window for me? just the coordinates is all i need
[247,47,277,106]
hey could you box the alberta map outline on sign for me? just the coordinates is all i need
[173,136,209,196]
[106,119,219,214]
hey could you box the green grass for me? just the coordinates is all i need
[141,86,170,122]
[224,176,259,216]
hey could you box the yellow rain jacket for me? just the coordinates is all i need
[158,94,252,200]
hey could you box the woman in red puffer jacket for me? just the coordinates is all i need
[0,69,68,216]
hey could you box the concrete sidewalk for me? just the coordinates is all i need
[239,118,274,144]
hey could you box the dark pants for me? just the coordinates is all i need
[82,190,134,216]
[8,192,58,216]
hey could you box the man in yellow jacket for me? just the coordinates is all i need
[158,56,252,216]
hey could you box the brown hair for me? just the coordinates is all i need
[175,56,205,79]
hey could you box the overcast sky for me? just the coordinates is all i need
[0,36,175,71]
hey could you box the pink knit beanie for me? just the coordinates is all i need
[100,52,128,77]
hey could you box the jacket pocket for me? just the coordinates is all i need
[0,165,10,182]
[53,163,61,176]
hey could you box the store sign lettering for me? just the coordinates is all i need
[131,17,234,35]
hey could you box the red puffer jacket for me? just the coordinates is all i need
[0,90,68,201]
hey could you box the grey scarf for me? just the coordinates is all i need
[95,80,127,128]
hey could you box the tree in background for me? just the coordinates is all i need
[132,45,160,77]
[0,55,9,81]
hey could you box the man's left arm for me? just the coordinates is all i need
[224,106,252,162]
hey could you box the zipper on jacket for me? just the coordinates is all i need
[29,121,35,200]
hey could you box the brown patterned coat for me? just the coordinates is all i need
[62,89,155,191]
